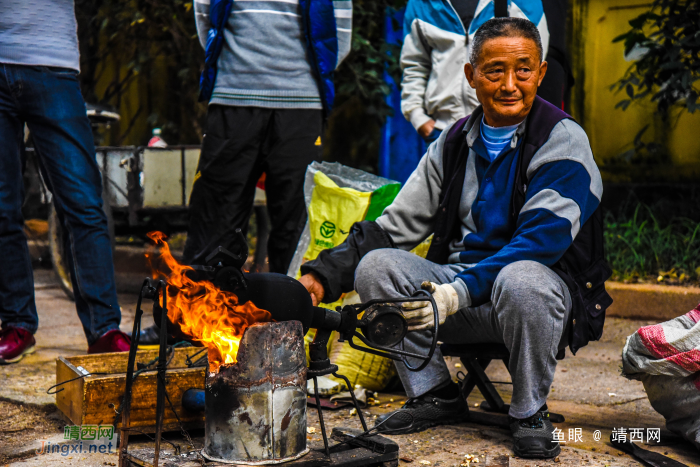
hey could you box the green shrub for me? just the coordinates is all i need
[604,204,700,284]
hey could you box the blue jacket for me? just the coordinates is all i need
[198,0,352,115]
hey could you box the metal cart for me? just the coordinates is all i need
[46,145,269,300]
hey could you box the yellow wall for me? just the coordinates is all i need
[569,0,700,180]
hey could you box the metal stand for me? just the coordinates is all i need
[307,328,373,461]
[121,323,401,467]
[441,343,566,427]
[119,279,168,467]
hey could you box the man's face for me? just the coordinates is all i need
[464,36,547,127]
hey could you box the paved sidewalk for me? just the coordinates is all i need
[0,268,698,466]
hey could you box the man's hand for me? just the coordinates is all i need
[417,119,436,139]
[402,281,460,331]
[299,272,325,306]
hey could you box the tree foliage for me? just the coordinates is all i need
[333,0,405,122]
[76,0,206,144]
[612,0,700,115]
[323,0,406,172]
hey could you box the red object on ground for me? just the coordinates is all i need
[87,329,132,354]
[0,326,36,364]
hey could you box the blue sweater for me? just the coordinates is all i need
[196,0,352,111]
[0,0,80,71]
[196,0,321,109]
[376,107,602,307]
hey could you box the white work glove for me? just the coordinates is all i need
[401,281,460,332]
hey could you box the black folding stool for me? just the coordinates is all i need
[440,343,565,427]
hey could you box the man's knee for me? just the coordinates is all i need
[354,249,397,298]
[492,261,566,322]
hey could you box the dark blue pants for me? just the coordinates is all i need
[0,64,120,344]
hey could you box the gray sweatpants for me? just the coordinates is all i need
[354,249,572,419]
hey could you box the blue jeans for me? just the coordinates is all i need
[0,64,121,344]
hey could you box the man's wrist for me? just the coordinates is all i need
[448,279,471,310]
[409,108,432,132]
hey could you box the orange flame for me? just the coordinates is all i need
[145,231,271,373]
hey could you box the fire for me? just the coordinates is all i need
[145,231,271,373]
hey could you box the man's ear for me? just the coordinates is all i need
[537,61,548,87]
[464,63,476,88]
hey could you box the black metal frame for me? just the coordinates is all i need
[117,275,441,465]
[337,291,439,372]
[119,278,169,467]
[441,343,565,427]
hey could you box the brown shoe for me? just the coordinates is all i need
[87,329,131,354]
[0,326,36,364]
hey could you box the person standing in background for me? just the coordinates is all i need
[401,0,569,145]
[0,0,129,363]
[182,0,353,272]
[138,0,353,344]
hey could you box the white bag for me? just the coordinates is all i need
[622,305,700,450]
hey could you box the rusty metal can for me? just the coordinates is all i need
[202,321,308,464]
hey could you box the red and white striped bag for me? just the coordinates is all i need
[622,304,700,450]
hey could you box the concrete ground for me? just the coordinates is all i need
[0,266,698,467]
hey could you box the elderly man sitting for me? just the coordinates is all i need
[300,17,611,459]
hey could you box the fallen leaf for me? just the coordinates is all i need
[419,461,431,465]
[307,427,316,434]
[400,456,414,463]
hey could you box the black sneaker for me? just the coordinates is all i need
[509,405,561,459]
[374,393,469,435]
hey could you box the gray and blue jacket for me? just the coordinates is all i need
[376,102,599,308]
[401,0,550,131]
[196,0,352,114]
[302,96,612,354]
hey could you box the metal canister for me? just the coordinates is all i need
[202,321,308,465]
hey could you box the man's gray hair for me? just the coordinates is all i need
[469,17,543,66]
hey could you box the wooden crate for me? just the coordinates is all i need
[55,347,206,432]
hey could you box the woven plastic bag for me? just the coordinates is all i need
[287,161,401,307]
[622,305,700,450]
[287,162,401,391]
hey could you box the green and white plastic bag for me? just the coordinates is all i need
[287,161,401,290]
